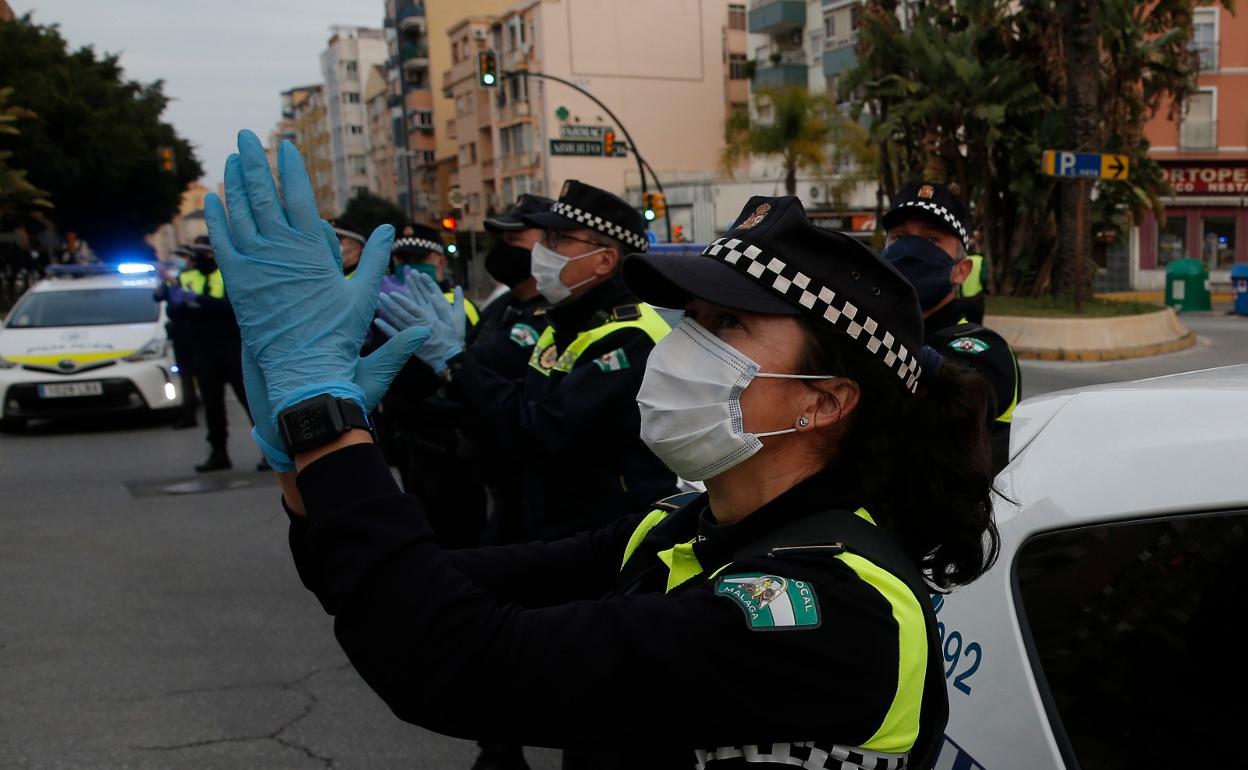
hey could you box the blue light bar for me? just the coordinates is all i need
[47,262,158,278]
[117,262,157,275]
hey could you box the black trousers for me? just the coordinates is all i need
[962,293,986,325]
[194,340,250,453]
[171,335,199,419]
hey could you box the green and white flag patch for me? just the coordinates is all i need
[509,323,539,348]
[715,573,820,631]
[593,348,630,372]
[948,336,989,355]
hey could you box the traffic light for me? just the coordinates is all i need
[478,50,499,88]
[673,224,684,243]
[603,130,615,156]
[158,146,176,174]
[651,192,667,220]
[441,215,458,231]
[642,192,657,222]
[447,242,459,255]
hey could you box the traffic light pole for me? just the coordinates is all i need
[503,69,672,242]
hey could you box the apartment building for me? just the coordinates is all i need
[321,26,388,214]
[1136,6,1248,290]
[285,84,336,216]
[365,64,401,205]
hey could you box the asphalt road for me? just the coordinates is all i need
[1,308,1244,769]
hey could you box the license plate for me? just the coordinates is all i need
[38,381,104,398]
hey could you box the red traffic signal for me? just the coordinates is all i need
[441,216,458,231]
[604,130,615,156]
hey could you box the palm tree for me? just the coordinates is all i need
[722,86,840,197]
[0,87,52,215]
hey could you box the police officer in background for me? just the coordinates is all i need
[387,180,678,542]
[155,245,199,429]
[880,182,1020,472]
[474,194,553,356]
[961,231,987,325]
[206,134,1002,769]
[332,220,366,279]
[180,237,254,472]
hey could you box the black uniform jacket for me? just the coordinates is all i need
[446,275,677,540]
[468,290,549,380]
[288,443,922,769]
[924,300,1019,472]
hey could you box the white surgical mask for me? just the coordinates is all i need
[530,242,603,304]
[637,318,836,481]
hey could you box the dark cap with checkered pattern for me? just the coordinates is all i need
[522,179,649,253]
[623,196,926,394]
[881,182,971,252]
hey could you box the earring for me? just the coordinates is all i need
[798,417,810,427]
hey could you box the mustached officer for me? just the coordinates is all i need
[880,182,1020,473]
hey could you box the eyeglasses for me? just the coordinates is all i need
[542,229,605,253]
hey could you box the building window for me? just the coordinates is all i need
[344,60,358,81]
[353,186,369,198]
[729,4,746,30]
[1157,215,1186,266]
[1180,90,1216,150]
[349,124,364,136]
[824,14,835,38]
[1015,511,1248,768]
[343,91,360,104]
[349,154,368,176]
[729,53,750,80]
[1192,10,1218,71]
[1202,216,1235,270]
[508,74,528,102]
[502,177,514,204]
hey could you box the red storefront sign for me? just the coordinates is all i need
[1162,162,1248,195]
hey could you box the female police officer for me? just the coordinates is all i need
[206,132,999,770]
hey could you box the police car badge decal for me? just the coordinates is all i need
[715,573,820,631]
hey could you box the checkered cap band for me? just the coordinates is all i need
[703,237,922,394]
[333,227,366,245]
[894,200,968,250]
[694,740,908,769]
[392,237,444,255]
[550,201,648,253]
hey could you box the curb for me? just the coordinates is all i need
[985,308,1196,363]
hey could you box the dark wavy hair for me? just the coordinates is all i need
[799,320,1001,590]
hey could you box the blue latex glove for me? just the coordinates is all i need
[375,275,464,373]
[243,324,431,472]
[204,130,396,424]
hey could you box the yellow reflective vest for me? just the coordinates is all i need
[528,302,669,376]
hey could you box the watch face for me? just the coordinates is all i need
[286,408,337,445]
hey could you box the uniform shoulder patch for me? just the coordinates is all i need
[509,322,539,348]
[715,573,820,631]
[947,336,990,355]
[593,348,630,372]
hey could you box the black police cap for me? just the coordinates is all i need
[332,218,367,247]
[623,196,926,394]
[881,182,971,252]
[393,223,445,258]
[523,179,649,253]
[485,193,554,233]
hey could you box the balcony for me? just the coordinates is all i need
[1180,118,1216,150]
[498,99,532,125]
[501,152,539,173]
[748,0,806,34]
[396,3,425,36]
[753,50,808,89]
[1191,41,1218,72]
[822,35,857,78]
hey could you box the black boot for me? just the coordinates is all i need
[172,414,198,429]
[471,744,530,770]
[195,450,232,473]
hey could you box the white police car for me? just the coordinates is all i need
[0,263,182,429]
[932,365,1248,769]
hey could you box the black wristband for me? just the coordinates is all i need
[278,394,373,455]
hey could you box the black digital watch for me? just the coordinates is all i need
[277,394,373,456]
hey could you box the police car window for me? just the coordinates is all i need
[1015,512,1248,770]
[6,288,159,328]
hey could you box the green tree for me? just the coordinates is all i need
[0,15,202,255]
[338,190,408,236]
[845,0,1233,298]
[722,86,867,198]
[0,86,52,215]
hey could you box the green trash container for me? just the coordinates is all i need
[1165,258,1212,313]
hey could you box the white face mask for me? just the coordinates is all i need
[530,241,604,304]
[637,318,838,481]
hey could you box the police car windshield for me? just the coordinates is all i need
[5,288,159,328]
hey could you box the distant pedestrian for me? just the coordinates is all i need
[59,231,97,265]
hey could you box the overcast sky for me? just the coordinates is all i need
[14,0,386,188]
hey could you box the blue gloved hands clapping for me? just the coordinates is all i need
[374,272,466,374]
[204,130,430,440]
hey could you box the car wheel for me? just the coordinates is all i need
[0,417,27,432]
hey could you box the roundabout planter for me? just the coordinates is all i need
[984,308,1195,362]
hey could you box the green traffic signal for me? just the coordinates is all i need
[482,73,496,86]
[643,209,657,222]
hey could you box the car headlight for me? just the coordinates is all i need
[123,338,167,362]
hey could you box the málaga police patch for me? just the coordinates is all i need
[593,348,630,372]
[948,336,990,355]
[509,323,539,348]
[715,573,820,631]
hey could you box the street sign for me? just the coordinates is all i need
[1043,150,1130,180]
[549,139,627,157]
